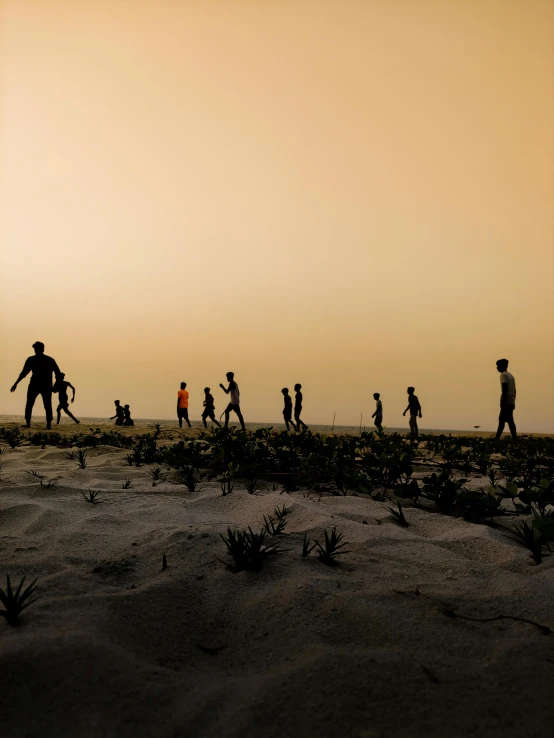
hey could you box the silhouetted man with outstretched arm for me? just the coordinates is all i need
[494,358,517,440]
[219,372,246,431]
[10,342,62,429]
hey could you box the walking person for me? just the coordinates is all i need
[371,392,383,431]
[219,372,246,431]
[52,373,80,425]
[110,400,125,426]
[177,382,191,428]
[294,383,308,431]
[201,387,221,428]
[494,358,517,440]
[403,387,422,439]
[10,341,62,429]
[281,388,296,432]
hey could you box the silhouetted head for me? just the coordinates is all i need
[373,393,380,400]
[114,400,120,406]
[204,387,210,394]
[496,359,509,373]
[180,382,186,389]
[226,372,234,381]
[59,373,66,379]
[294,383,302,391]
[124,405,130,410]
[32,341,45,355]
[407,387,415,395]
[282,388,289,395]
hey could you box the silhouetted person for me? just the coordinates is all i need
[110,400,124,426]
[123,404,134,426]
[202,387,221,428]
[294,383,308,431]
[177,382,191,428]
[495,358,517,440]
[10,341,62,429]
[403,387,422,438]
[281,388,296,432]
[220,372,246,431]
[372,392,383,431]
[52,373,79,425]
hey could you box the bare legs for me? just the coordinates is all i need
[56,403,80,424]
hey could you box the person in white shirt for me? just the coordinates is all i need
[219,371,246,431]
[494,358,517,440]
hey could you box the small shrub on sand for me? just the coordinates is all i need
[0,575,39,626]
[76,449,87,469]
[149,466,168,483]
[2,427,24,449]
[179,465,203,493]
[387,503,409,527]
[122,478,133,489]
[220,527,281,572]
[505,521,544,564]
[82,489,103,505]
[315,527,350,564]
[301,533,316,557]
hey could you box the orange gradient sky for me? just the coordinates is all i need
[1,0,553,431]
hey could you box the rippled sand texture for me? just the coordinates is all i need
[1,444,554,738]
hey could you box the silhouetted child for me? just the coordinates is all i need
[110,400,124,426]
[371,392,383,431]
[123,404,134,426]
[294,383,308,431]
[177,382,191,428]
[220,372,246,431]
[281,388,296,432]
[495,358,517,440]
[52,373,80,425]
[403,387,422,438]
[202,387,221,428]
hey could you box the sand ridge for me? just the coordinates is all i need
[1,441,554,738]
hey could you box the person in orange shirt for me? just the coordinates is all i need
[177,382,191,428]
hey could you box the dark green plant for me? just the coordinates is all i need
[505,521,544,564]
[315,527,350,564]
[301,532,316,557]
[124,453,135,466]
[149,466,168,483]
[263,513,286,536]
[388,503,409,527]
[76,449,87,469]
[179,465,203,493]
[66,450,76,460]
[220,463,238,496]
[220,527,280,572]
[0,575,39,626]
[82,489,102,505]
[2,427,24,448]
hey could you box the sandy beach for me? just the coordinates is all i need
[1,424,554,738]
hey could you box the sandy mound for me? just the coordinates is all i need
[1,444,554,738]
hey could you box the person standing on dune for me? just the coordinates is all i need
[294,383,308,431]
[494,358,517,440]
[177,382,191,428]
[403,386,422,439]
[10,341,62,429]
[220,372,246,431]
[281,388,296,432]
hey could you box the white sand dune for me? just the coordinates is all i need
[1,442,554,738]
